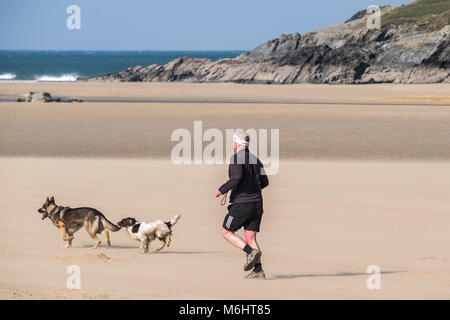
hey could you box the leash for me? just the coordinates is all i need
[220,192,228,206]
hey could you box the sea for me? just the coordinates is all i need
[0,50,245,82]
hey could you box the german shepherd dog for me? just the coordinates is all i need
[37,196,121,248]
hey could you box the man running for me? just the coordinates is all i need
[215,130,269,279]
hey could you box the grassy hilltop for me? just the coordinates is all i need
[383,0,450,31]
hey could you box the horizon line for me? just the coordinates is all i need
[0,49,250,52]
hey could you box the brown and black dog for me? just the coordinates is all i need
[37,196,121,248]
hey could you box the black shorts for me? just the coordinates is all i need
[222,200,264,232]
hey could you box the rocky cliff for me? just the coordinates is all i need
[87,1,450,84]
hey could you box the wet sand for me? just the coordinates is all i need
[1,101,450,160]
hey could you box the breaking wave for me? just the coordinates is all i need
[34,74,79,82]
[0,73,16,80]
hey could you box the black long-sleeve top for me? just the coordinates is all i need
[218,149,269,203]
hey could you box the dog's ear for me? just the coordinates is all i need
[49,196,55,203]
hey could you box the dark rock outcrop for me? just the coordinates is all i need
[345,5,391,23]
[87,6,450,84]
[17,91,83,103]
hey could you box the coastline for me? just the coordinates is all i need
[2,0,450,303]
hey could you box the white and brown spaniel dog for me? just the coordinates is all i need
[117,215,181,252]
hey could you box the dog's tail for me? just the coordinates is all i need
[101,216,121,232]
[165,214,181,229]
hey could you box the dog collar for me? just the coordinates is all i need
[49,206,63,218]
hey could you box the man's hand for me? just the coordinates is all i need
[214,189,222,197]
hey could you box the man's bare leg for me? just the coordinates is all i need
[245,230,261,264]
[244,230,265,278]
[222,228,262,274]
[221,228,246,250]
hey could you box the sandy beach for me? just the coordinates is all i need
[0,83,449,299]
[1,83,450,160]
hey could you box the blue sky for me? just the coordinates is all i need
[0,0,412,50]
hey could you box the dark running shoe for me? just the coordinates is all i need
[243,249,262,271]
[245,270,266,280]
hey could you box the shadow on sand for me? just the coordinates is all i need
[81,245,213,255]
[270,271,403,280]
[152,251,212,255]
